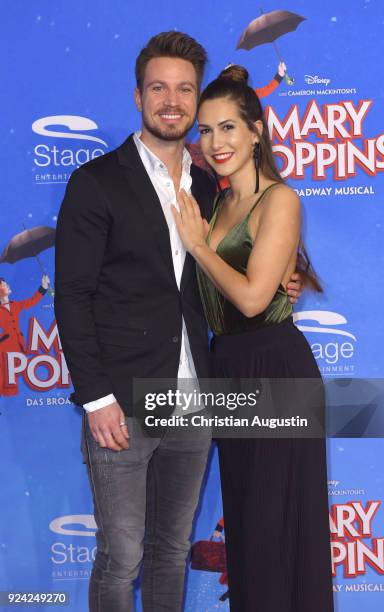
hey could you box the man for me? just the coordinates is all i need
[0,275,49,395]
[55,31,301,611]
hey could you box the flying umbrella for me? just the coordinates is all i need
[236,10,306,85]
[0,226,55,265]
[0,226,56,295]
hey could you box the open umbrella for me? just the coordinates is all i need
[0,226,56,295]
[0,226,55,265]
[236,10,306,84]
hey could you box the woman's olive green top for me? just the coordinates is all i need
[196,183,292,336]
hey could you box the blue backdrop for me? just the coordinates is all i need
[1,1,384,610]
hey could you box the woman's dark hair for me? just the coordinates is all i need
[198,64,323,293]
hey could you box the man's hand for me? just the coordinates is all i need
[88,401,130,451]
[286,272,303,304]
[41,274,50,289]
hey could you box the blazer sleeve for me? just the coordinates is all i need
[54,167,113,405]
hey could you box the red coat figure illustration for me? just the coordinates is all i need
[212,517,230,600]
[191,517,230,601]
[0,276,49,395]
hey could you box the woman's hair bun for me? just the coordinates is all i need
[217,64,249,84]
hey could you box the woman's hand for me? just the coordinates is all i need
[171,189,210,255]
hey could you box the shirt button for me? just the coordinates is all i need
[172,336,179,343]
[175,250,179,256]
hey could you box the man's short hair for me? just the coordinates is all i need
[135,31,207,91]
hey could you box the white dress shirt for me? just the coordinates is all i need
[84,132,198,412]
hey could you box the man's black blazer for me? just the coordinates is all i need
[54,134,216,414]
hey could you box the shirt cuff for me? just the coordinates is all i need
[83,393,117,412]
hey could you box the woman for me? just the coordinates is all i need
[172,66,334,612]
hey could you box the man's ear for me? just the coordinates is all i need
[134,88,142,112]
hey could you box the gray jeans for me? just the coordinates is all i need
[82,415,211,612]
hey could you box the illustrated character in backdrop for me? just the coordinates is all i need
[190,517,229,602]
[212,518,229,602]
[0,275,50,395]
[54,31,302,612]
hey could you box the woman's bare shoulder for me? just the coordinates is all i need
[262,183,300,214]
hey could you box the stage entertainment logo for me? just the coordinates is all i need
[49,514,96,581]
[266,100,384,180]
[293,311,357,376]
[32,115,108,184]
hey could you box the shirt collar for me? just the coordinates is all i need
[133,131,192,178]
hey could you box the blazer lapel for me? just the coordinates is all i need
[117,135,176,278]
[180,251,195,293]
[117,136,214,294]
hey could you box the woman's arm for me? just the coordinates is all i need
[172,185,300,318]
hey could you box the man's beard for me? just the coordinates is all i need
[142,108,194,142]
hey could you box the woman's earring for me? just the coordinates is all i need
[253,142,260,194]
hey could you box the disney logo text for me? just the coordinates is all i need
[304,75,331,86]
